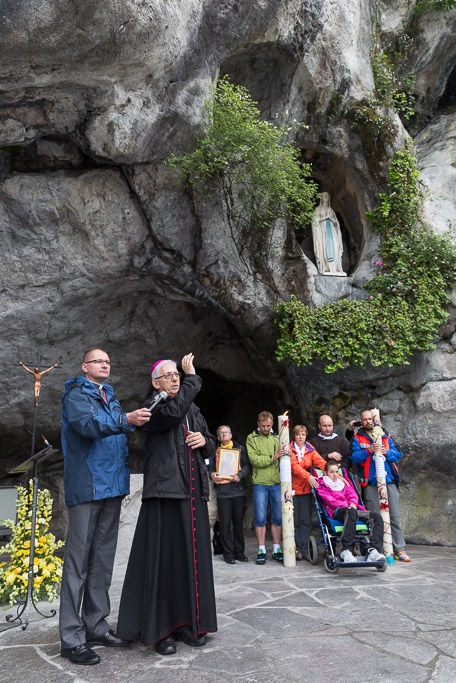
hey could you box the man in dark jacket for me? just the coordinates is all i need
[209,425,251,564]
[117,353,217,656]
[59,348,151,665]
[309,414,351,471]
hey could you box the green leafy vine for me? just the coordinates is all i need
[275,141,456,373]
[167,77,318,272]
[351,0,456,145]
[347,38,415,151]
[413,0,456,17]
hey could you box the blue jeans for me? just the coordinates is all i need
[253,483,282,527]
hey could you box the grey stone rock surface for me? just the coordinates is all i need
[0,536,455,683]
[0,0,455,546]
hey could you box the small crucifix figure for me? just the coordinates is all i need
[19,361,59,405]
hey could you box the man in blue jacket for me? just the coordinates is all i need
[350,409,411,562]
[59,348,151,665]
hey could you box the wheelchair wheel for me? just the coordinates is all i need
[308,536,318,565]
[324,554,339,574]
[376,562,387,572]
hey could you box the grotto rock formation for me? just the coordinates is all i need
[0,0,455,544]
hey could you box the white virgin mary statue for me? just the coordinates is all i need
[312,192,346,276]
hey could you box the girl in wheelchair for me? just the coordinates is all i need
[317,461,385,563]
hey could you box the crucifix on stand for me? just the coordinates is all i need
[5,356,59,630]
[18,361,59,406]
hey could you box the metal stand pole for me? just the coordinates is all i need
[5,427,57,629]
[5,354,60,628]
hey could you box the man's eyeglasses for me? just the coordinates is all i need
[155,372,181,380]
[84,359,111,365]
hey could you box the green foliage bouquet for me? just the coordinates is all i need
[0,484,64,607]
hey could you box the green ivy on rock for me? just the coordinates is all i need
[275,141,456,373]
[167,77,318,245]
[413,0,456,17]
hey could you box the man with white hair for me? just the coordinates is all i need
[117,353,217,655]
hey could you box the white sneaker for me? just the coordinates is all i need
[340,549,357,563]
[367,548,385,562]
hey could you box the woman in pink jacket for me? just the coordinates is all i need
[316,461,385,563]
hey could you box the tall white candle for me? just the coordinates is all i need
[278,413,290,450]
[278,412,295,567]
[370,407,392,559]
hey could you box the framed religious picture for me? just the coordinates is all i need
[216,448,241,479]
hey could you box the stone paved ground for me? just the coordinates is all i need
[1,537,455,683]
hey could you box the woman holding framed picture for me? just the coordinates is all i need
[209,426,251,565]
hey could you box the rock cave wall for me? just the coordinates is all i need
[0,0,455,544]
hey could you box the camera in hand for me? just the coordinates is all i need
[353,420,362,428]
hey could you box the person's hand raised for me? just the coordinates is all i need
[181,353,195,375]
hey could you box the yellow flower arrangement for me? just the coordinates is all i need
[0,483,64,607]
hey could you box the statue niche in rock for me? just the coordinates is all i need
[312,192,346,277]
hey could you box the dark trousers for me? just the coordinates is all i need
[217,495,246,560]
[333,507,384,552]
[59,497,122,648]
[293,493,313,557]
[363,484,406,552]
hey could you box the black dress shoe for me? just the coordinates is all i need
[223,555,235,564]
[234,554,249,562]
[174,629,206,647]
[87,629,130,647]
[60,643,100,665]
[156,635,177,655]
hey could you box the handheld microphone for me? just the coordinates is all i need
[148,390,168,413]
